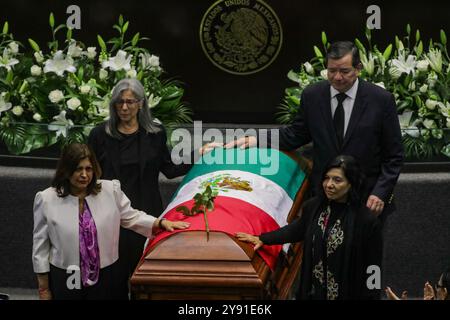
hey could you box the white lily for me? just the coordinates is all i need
[102,50,131,71]
[44,51,76,76]
[67,41,83,58]
[426,48,443,73]
[0,48,19,71]
[423,119,436,129]
[416,60,429,72]
[48,111,74,138]
[390,51,417,76]
[148,93,162,108]
[0,94,12,115]
[374,82,385,89]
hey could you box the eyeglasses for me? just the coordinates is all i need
[115,99,141,107]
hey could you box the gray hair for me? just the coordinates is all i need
[106,78,160,139]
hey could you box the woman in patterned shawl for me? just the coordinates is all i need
[237,155,382,300]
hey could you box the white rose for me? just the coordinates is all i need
[320,69,328,80]
[303,62,314,75]
[80,85,91,95]
[30,65,42,76]
[425,99,438,110]
[148,55,160,68]
[34,51,44,63]
[67,97,81,110]
[99,69,108,80]
[86,47,97,59]
[12,106,23,116]
[416,60,429,72]
[33,113,42,122]
[126,69,137,78]
[419,84,428,93]
[8,42,19,54]
[48,90,65,103]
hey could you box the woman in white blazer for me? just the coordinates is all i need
[32,143,190,300]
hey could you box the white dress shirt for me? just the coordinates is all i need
[330,78,359,137]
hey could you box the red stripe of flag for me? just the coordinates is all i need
[141,196,282,270]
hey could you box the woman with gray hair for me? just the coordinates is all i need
[88,78,215,299]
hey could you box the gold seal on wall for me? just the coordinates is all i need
[200,0,283,75]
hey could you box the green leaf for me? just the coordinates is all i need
[131,32,140,46]
[77,65,84,81]
[66,28,73,41]
[365,27,371,42]
[383,44,393,61]
[49,12,55,29]
[97,35,107,51]
[321,31,327,47]
[395,36,400,49]
[2,21,8,35]
[118,15,124,27]
[176,206,192,216]
[416,30,420,43]
[354,38,366,54]
[5,70,13,84]
[313,46,323,58]
[28,38,40,52]
[122,21,129,34]
[415,41,423,57]
[206,201,214,211]
[440,29,447,46]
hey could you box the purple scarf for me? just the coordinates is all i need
[79,200,100,287]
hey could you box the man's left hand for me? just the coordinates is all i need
[366,195,384,216]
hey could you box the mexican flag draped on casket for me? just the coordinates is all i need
[142,147,306,270]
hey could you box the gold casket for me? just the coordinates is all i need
[131,148,311,299]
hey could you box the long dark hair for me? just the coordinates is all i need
[51,143,102,197]
[317,155,365,208]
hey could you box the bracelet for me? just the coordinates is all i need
[158,218,167,229]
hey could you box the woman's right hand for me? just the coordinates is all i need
[38,288,52,300]
[235,232,263,250]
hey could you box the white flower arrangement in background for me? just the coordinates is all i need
[0,13,191,155]
[279,26,450,160]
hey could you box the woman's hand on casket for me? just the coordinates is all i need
[159,219,191,232]
[235,232,263,250]
[199,142,224,155]
[224,136,257,149]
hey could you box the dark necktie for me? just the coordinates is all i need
[333,93,347,148]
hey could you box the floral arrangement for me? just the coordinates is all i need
[0,13,191,155]
[278,26,450,160]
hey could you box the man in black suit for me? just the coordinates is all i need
[227,41,404,218]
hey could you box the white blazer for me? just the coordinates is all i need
[32,179,156,273]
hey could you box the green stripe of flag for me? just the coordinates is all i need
[177,148,305,200]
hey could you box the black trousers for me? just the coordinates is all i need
[49,261,127,300]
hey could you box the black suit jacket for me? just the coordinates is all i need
[88,123,193,217]
[272,79,404,208]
